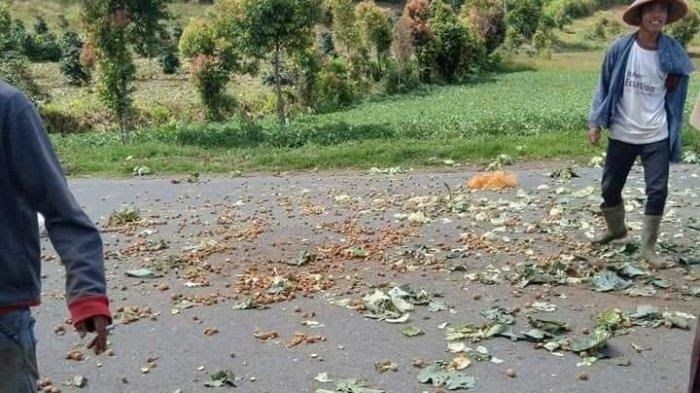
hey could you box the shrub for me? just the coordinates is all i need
[381,57,420,94]
[0,54,45,103]
[179,18,237,121]
[462,0,506,53]
[355,1,394,68]
[319,31,335,56]
[404,0,436,82]
[532,26,553,58]
[392,14,414,65]
[190,54,235,121]
[316,57,355,112]
[583,16,621,42]
[0,6,45,102]
[668,10,700,49]
[290,48,323,111]
[25,17,62,62]
[59,31,91,85]
[502,25,525,53]
[160,50,180,74]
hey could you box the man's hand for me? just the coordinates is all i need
[76,315,110,354]
[587,126,602,146]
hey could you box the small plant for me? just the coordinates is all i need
[108,206,141,226]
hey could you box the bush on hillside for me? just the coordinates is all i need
[462,0,506,53]
[544,0,628,28]
[584,16,623,41]
[532,26,553,58]
[668,10,700,48]
[0,54,46,103]
[25,17,62,62]
[405,0,437,82]
[0,6,45,102]
[381,57,421,94]
[59,31,91,85]
[316,57,355,112]
[179,19,236,120]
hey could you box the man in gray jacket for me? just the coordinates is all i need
[0,81,112,392]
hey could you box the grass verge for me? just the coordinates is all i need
[54,129,700,177]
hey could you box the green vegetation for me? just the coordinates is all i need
[52,68,700,175]
[2,0,698,176]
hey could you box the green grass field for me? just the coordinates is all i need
[52,62,700,176]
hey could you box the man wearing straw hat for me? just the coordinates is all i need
[587,0,694,269]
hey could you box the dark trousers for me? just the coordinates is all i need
[601,138,670,216]
[0,309,38,393]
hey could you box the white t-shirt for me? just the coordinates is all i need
[610,41,669,144]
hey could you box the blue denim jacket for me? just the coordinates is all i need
[589,33,694,163]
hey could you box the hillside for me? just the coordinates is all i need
[7,0,407,28]
[8,0,210,27]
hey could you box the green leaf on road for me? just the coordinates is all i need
[401,326,424,337]
[335,378,385,393]
[480,306,515,325]
[418,363,476,390]
[204,370,236,388]
[571,328,611,353]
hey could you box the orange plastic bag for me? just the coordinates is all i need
[467,171,518,190]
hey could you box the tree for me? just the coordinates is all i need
[218,0,322,125]
[129,2,171,58]
[404,0,436,82]
[0,5,20,53]
[328,0,362,55]
[430,0,472,81]
[506,0,543,39]
[532,25,553,58]
[81,0,171,142]
[392,14,414,65]
[355,1,393,69]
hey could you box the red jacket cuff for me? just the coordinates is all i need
[68,296,112,326]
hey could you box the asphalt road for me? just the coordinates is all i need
[32,162,700,393]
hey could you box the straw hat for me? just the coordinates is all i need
[622,0,689,26]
